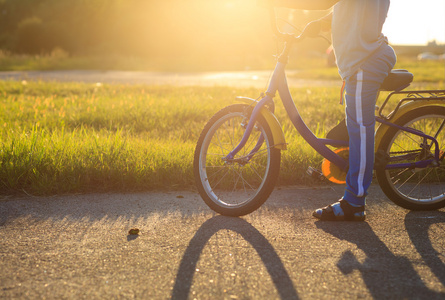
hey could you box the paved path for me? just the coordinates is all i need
[0,70,341,88]
[1,184,444,299]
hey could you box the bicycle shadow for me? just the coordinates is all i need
[315,216,445,299]
[405,211,445,287]
[171,215,299,300]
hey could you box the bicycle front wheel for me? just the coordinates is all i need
[194,104,281,216]
[376,106,445,210]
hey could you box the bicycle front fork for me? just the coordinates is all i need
[223,94,274,161]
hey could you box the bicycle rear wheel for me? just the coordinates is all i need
[194,104,281,216]
[376,106,445,210]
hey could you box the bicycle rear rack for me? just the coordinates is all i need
[379,89,445,120]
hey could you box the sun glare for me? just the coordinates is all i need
[384,0,445,45]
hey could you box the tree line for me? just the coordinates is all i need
[0,0,327,70]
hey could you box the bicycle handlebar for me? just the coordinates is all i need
[269,7,303,43]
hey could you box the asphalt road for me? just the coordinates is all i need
[1,184,444,299]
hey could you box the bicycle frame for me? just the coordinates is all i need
[224,38,443,172]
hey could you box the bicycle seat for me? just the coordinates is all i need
[380,69,413,91]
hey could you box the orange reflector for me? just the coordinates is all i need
[322,147,349,184]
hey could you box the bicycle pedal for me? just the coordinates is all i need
[307,167,325,181]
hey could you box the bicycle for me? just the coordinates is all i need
[193,8,445,217]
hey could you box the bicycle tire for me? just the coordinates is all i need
[194,104,281,216]
[376,106,445,210]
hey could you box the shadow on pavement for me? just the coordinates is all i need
[316,217,445,299]
[171,215,299,300]
[0,192,210,225]
[405,211,445,287]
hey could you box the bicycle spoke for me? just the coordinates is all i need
[212,130,231,154]
[428,119,445,149]
[248,161,267,182]
[207,165,231,186]
[389,168,409,184]
[233,146,270,162]
[230,165,257,192]
[206,165,229,181]
[392,169,416,190]
[398,129,420,146]
[432,119,445,139]
[231,167,243,192]
[406,168,433,199]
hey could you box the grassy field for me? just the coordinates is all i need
[0,80,347,195]
[0,57,444,196]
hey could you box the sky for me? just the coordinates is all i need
[383,0,445,45]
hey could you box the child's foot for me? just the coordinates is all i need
[312,199,365,221]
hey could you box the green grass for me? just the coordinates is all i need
[0,80,348,195]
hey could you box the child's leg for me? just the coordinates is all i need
[343,44,396,206]
[313,44,396,221]
[343,70,380,206]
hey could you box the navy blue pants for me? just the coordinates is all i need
[343,44,396,206]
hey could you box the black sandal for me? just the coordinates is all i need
[313,199,365,221]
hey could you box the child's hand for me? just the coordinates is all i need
[301,20,322,38]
